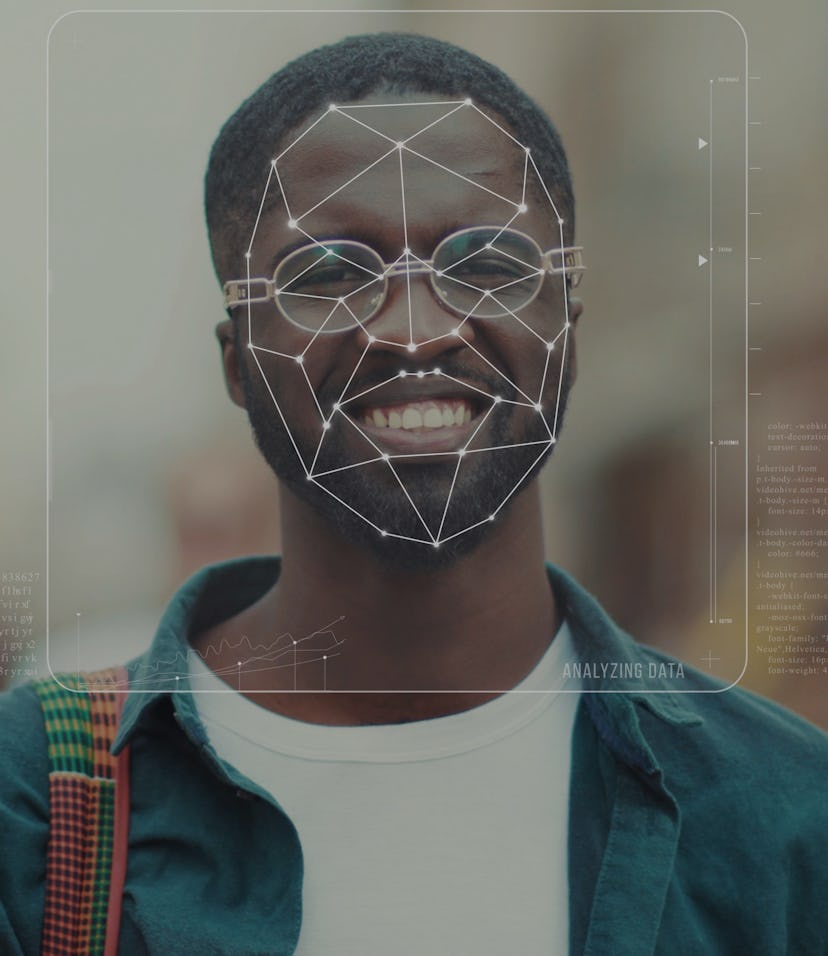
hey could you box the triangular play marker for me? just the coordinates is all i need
[698,254,708,267]
[698,138,708,150]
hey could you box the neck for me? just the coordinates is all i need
[194,482,558,724]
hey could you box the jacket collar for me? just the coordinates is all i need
[115,557,702,771]
[545,563,702,779]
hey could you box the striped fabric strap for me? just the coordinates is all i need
[33,668,131,956]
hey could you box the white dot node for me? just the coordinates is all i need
[453,328,462,337]
[435,270,443,278]
[294,355,304,365]
[493,395,503,404]
[489,514,496,522]
[292,640,297,646]
[380,529,388,537]
[557,218,565,226]
[399,370,408,378]
[483,290,492,297]
[432,541,440,549]
[381,453,390,462]
[368,335,377,344]
[416,370,425,379]
[485,242,493,249]
[396,141,405,150]
[564,322,572,330]
[332,402,341,411]
[403,247,411,255]
[338,297,345,305]
[534,403,543,412]
[546,341,555,351]
[407,343,417,353]
[322,421,331,430]
[457,448,467,458]
[244,251,251,259]
[518,203,528,214]
[328,103,337,111]
[551,437,557,444]
[323,655,327,660]
[433,367,441,375]
[237,661,242,667]
[287,219,297,229]
[464,97,472,105]
[524,147,531,155]
[247,343,254,350]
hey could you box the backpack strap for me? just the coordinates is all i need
[33,667,131,956]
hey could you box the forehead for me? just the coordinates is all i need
[269,95,540,246]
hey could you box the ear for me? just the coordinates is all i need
[567,296,584,326]
[216,318,247,408]
[566,296,584,384]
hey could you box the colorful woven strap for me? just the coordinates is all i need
[33,668,130,956]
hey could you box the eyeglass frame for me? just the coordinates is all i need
[223,226,585,334]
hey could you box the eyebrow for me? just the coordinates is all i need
[265,226,436,273]
[264,218,489,274]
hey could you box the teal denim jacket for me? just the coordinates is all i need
[1,558,827,954]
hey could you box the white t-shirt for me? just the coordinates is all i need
[189,622,581,955]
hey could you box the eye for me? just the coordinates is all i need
[277,243,384,300]
[447,251,535,290]
[290,260,372,297]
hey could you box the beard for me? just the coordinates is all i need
[237,329,574,571]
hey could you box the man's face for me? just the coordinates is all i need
[224,95,578,567]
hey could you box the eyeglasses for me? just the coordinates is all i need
[223,226,585,335]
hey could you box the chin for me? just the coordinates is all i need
[239,354,570,569]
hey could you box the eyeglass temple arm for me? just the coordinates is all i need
[224,277,275,310]
[542,246,585,289]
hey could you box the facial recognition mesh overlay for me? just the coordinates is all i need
[226,98,581,552]
[45,12,752,692]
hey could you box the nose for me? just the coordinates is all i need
[362,269,476,361]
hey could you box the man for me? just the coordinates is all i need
[2,33,827,956]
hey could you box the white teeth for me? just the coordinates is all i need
[360,400,475,431]
[402,408,423,429]
[423,408,443,429]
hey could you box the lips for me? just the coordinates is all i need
[339,375,492,455]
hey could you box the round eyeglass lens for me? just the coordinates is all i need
[432,228,544,318]
[275,242,386,332]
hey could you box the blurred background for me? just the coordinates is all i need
[2,1,826,726]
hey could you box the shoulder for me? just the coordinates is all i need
[630,654,828,947]
[0,682,50,804]
[628,643,828,798]
[633,648,828,869]
[0,684,50,954]
[639,642,828,769]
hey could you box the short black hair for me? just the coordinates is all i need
[205,32,574,283]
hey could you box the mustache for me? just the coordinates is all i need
[316,357,518,409]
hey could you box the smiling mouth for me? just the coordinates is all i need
[343,392,490,457]
[359,398,474,433]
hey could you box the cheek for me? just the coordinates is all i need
[477,303,567,400]
[243,332,322,422]
[243,306,309,355]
